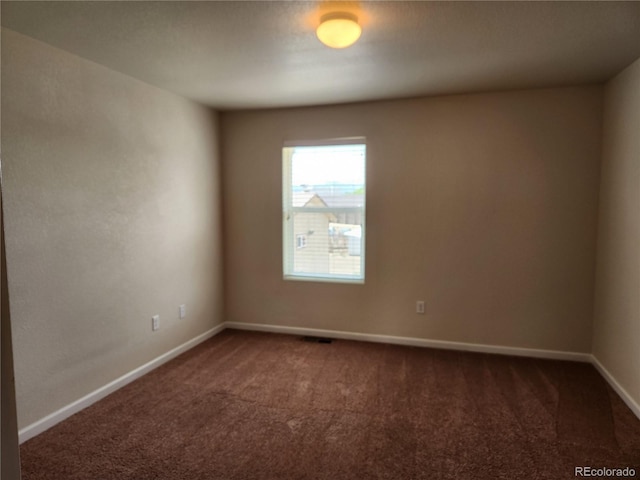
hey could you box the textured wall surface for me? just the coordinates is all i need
[222,86,603,353]
[1,29,223,429]
[593,57,640,408]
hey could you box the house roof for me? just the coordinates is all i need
[292,192,327,208]
[322,194,364,209]
[292,191,363,209]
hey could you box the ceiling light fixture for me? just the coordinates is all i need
[316,12,362,49]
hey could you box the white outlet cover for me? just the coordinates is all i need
[179,304,186,319]
[152,315,160,331]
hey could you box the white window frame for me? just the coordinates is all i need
[282,138,366,284]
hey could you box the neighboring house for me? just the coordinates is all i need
[320,192,364,257]
[311,186,365,226]
[292,190,364,275]
[292,192,335,275]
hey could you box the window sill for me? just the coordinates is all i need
[283,274,365,285]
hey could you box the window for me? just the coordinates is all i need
[283,139,366,283]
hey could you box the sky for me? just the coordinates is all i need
[290,144,366,187]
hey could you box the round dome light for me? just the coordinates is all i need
[316,12,362,49]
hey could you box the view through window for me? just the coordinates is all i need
[283,141,366,282]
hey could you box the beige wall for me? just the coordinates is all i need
[593,58,640,408]
[222,86,603,353]
[1,29,223,429]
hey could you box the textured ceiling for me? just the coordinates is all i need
[3,1,640,110]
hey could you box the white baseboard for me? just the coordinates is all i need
[24,321,638,445]
[223,321,592,362]
[228,321,640,421]
[18,323,225,444]
[592,355,640,421]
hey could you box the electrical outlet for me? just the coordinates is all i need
[152,315,160,331]
[179,304,186,319]
[416,301,425,314]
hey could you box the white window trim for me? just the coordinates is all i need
[282,138,366,284]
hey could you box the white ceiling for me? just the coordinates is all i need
[3,1,640,110]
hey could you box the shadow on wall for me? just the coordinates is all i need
[1,173,23,479]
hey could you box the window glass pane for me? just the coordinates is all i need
[291,145,365,192]
[283,142,366,282]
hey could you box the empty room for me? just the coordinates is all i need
[2,1,640,479]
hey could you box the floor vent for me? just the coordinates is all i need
[302,336,334,344]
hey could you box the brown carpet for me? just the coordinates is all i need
[20,329,640,479]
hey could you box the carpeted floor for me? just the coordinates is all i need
[20,329,640,479]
